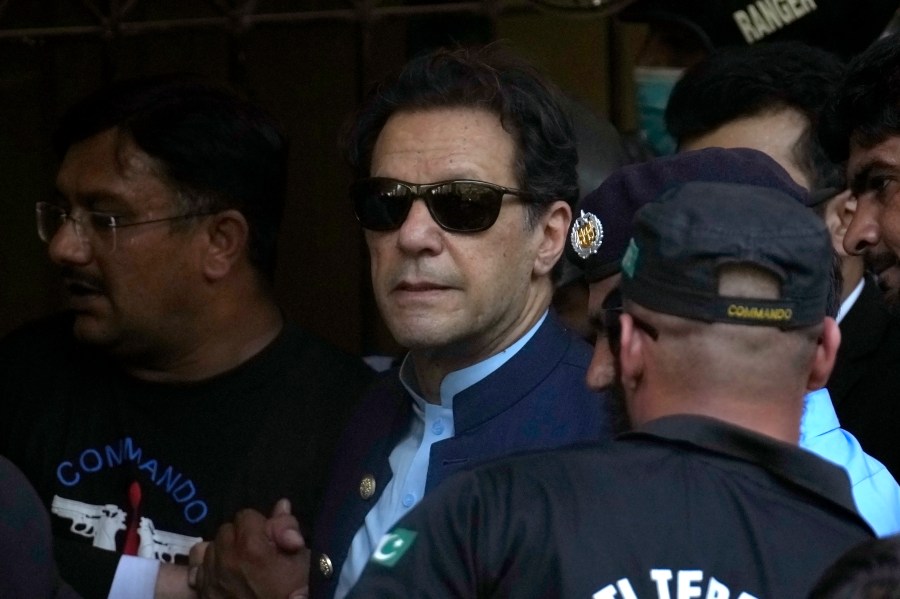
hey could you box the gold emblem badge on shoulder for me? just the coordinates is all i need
[359,474,376,500]
[570,210,603,259]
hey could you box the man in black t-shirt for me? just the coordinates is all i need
[0,76,372,599]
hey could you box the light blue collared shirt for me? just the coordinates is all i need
[801,387,900,536]
[334,312,548,598]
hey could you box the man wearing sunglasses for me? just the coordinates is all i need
[0,76,373,599]
[347,167,874,599]
[188,45,614,599]
[317,43,616,599]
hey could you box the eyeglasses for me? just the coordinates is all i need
[598,288,659,356]
[36,202,213,251]
[350,177,531,233]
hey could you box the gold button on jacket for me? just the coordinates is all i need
[319,553,334,578]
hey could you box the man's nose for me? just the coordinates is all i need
[395,198,443,254]
[47,220,93,266]
[843,197,882,255]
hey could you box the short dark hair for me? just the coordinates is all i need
[666,41,846,190]
[53,75,288,281]
[343,45,579,225]
[821,34,900,164]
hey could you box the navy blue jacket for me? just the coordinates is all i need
[310,314,614,598]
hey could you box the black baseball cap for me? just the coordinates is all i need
[568,147,808,282]
[617,0,898,60]
[620,181,831,328]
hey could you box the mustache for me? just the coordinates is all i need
[864,250,899,275]
[60,267,105,293]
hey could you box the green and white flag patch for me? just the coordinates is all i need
[621,238,639,278]
[370,528,418,567]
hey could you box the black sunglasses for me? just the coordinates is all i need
[600,288,660,356]
[351,177,530,233]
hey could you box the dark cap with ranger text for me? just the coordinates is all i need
[620,181,832,328]
[617,0,898,60]
[567,147,808,283]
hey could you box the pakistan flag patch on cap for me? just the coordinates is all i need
[370,528,418,567]
[621,238,639,278]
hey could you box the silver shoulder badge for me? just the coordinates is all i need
[570,210,604,259]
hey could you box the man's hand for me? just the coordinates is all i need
[156,563,199,599]
[188,499,310,599]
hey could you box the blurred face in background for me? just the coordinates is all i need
[633,21,708,156]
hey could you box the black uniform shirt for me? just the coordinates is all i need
[349,415,874,599]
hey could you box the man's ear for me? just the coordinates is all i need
[838,193,857,229]
[829,191,856,235]
[823,191,855,256]
[618,313,644,393]
[201,209,249,281]
[533,200,572,277]
[807,317,841,391]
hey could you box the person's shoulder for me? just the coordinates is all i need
[467,438,636,488]
[0,456,72,599]
[544,312,595,369]
[268,323,377,429]
[512,313,595,379]
[424,439,681,521]
[562,326,594,363]
[340,366,404,425]
[278,321,374,379]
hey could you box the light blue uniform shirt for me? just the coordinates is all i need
[334,312,548,599]
[801,387,900,536]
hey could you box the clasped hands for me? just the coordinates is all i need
[187,498,310,599]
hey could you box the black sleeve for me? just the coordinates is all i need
[54,538,119,599]
[0,456,84,599]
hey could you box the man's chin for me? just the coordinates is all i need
[71,314,118,347]
[383,312,460,350]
